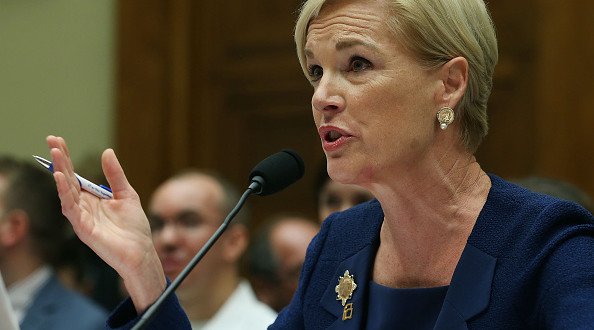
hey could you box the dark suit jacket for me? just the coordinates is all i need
[21,273,107,330]
[270,175,594,329]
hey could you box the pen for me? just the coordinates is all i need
[32,155,113,199]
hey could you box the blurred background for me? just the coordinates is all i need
[1,0,592,225]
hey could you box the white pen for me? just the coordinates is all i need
[33,155,113,199]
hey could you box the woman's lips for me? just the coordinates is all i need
[318,126,353,152]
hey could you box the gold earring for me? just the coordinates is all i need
[437,107,454,130]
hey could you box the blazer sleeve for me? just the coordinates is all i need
[531,205,594,328]
[106,283,191,330]
[536,233,594,328]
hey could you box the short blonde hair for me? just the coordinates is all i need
[295,0,498,152]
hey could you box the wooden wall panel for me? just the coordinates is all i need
[477,0,594,198]
[533,1,594,196]
[189,0,321,222]
[116,0,171,200]
[117,0,321,224]
[476,0,539,177]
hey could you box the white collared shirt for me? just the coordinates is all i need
[7,265,51,323]
[190,280,277,330]
[0,271,19,330]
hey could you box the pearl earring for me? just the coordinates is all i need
[437,107,454,130]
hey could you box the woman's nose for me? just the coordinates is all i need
[311,76,345,114]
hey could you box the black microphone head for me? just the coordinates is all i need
[249,149,305,196]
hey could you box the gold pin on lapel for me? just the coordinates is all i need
[342,303,354,321]
[335,270,357,320]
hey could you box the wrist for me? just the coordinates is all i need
[122,248,166,313]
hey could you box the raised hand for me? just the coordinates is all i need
[47,135,165,312]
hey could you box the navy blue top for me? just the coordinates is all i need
[270,174,594,329]
[365,282,448,330]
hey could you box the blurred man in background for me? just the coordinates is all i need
[148,170,276,329]
[0,156,106,330]
[245,213,319,312]
[512,176,593,212]
[315,163,374,222]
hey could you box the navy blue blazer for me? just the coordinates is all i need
[108,175,594,329]
[21,273,107,330]
[270,175,594,329]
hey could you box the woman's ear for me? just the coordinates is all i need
[437,56,468,107]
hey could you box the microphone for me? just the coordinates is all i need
[132,149,304,329]
[248,149,305,196]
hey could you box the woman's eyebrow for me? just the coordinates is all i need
[305,38,378,58]
[335,38,377,51]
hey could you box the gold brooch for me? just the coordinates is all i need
[335,270,357,306]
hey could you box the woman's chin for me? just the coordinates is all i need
[327,163,370,186]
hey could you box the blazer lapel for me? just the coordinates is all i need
[320,243,376,330]
[434,244,496,330]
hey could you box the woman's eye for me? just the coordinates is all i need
[308,65,323,81]
[350,57,371,72]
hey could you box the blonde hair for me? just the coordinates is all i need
[294,0,498,152]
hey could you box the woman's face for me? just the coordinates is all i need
[305,0,443,186]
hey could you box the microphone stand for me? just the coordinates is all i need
[132,179,263,330]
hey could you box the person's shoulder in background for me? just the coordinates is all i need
[21,273,107,330]
[510,175,593,213]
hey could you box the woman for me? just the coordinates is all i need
[47,0,594,328]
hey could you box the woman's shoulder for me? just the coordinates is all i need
[472,174,594,257]
[487,173,592,223]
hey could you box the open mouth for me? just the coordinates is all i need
[325,130,343,142]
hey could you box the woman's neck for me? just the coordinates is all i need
[370,152,491,288]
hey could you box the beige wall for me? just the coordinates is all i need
[0,0,115,165]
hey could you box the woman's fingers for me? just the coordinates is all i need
[47,136,79,191]
[56,136,77,181]
[53,170,82,224]
[49,146,81,202]
[48,136,104,245]
[47,137,83,223]
[102,149,137,200]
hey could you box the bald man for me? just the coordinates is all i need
[148,170,276,329]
